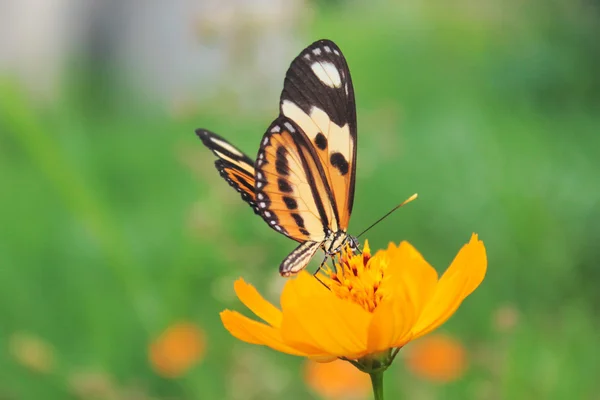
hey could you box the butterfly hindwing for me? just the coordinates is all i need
[279,39,357,230]
[280,241,322,277]
[196,129,260,214]
[214,159,260,215]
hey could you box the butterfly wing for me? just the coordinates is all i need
[280,241,322,277]
[279,39,357,230]
[195,129,260,214]
[254,117,336,243]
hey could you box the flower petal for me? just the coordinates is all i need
[220,310,310,356]
[367,291,416,353]
[388,241,438,316]
[411,234,487,339]
[280,272,371,357]
[234,279,282,328]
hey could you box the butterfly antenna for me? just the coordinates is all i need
[356,193,418,239]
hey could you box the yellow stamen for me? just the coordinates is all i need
[320,241,390,312]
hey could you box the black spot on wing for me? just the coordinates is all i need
[315,132,327,150]
[275,146,290,176]
[275,161,289,176]
[291,213,306,228]
[278,178,293,193]
[330,152,349,175]
[283,196,298,210]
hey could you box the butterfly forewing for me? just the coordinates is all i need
[255,117,338,243]
[196,129,260,214]
[279,39,357,230]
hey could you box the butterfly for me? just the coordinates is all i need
[196,39,359,276]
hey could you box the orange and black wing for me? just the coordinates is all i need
[279,39,357,230]
[195,129,260,215]
[254,117,335,243]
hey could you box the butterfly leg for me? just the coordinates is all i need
[313,253,329,277]
[334,253,347,278]
[312,254,331,288]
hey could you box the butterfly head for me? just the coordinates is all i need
[324,231,360,257]
[332,235,361,267]
[347,235,360,252]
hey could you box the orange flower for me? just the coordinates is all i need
[149,322,206,378]
[304,359,371,399]
[405,333,468,382]
[220,233,486,369]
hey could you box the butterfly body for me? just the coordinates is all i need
[197,39,358,276]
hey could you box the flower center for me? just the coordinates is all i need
[319,242,388,313]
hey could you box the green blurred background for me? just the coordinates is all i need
[1,0,599,399]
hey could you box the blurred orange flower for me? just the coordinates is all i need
[304,359,371,400]
[221,234,486,370]
[405,333,468,383]
[149,322,206,378]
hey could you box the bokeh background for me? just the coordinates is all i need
[1,0,599,399]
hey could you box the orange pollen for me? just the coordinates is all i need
[319,244,386,313]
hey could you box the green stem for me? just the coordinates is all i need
[369,370,385,400]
